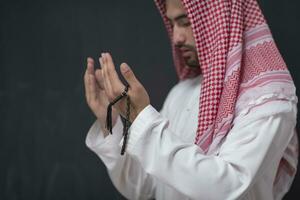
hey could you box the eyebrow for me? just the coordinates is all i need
[174,14,188,21]
[167,14,188,22]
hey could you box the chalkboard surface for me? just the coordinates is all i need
[0,0,299,199]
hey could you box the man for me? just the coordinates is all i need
[84,0,298,199]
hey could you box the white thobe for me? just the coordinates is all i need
[86,75,297,200]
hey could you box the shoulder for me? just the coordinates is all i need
[233,98,297,130]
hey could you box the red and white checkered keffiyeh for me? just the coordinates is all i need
[154,0,298,197]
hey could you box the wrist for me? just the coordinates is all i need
[97,118,110,138]
[131,103,150,122]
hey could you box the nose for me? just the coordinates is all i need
[173,26,186,46]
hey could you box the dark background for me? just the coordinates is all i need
[0,0,299,199]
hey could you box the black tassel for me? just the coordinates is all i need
[105,86,129,135]
[106,104,113,134]
[105,85,131,155]
[121,96,131,155]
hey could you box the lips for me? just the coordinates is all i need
[180,47,190,52]
[181,49,192,57]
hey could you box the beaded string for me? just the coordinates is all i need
[105,85,131,155]
[121,95,131,155]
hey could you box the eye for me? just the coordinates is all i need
[182,21,191,27]
[178,18,191,27]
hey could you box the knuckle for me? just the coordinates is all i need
[107,93,115,102]
[135,84,143,92]
[90,101,96,108]
[105,69,111,76]
[86,99,91,107]
[108,97,114,102]
[112,88,120,96]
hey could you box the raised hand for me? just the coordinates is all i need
[100,52,150,122]
[84,57,118,136]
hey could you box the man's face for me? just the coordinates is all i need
[166,0,199,68]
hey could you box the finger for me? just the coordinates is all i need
[89,74,97,102]
[84,69,90,102]
[84,58,93,101]
[99,56,104,69]
[120,63,141,87]
[101,54,112,95]
[95,69,105,90]
[105,53,119,79]
[87,57,95,75]
[104,53,124,92]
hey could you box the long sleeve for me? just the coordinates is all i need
[85,76,181,200]
[86,118,156,200]
[125,99,297,200]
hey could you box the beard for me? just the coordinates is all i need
[184,55,199,68]
[176,44,200,68]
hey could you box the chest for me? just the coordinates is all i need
[166,83,200,143]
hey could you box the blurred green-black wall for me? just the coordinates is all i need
[0,0,299,199]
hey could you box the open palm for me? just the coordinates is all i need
[84,57,118,134]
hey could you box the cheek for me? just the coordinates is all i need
[190,50,199,63]
[187,28,196,45]
[191,51,198,61]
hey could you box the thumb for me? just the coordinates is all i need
[120,63,140,86]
